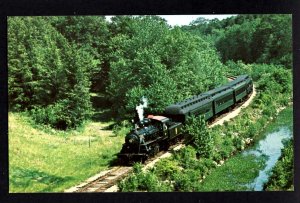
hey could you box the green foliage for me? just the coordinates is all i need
[112,120,131,136]
[8,17,96,129]
[173,169,200,191]
[264,139,294,191]
[8,17,68,110]
[184,14,292,68]
[183,116,214,158]
[47,16,110,92]
[173,146,197,168]
[216,20,258,63]
[197,154,266,191]
[118,163,172,192]
[153,159,181,180]
[107,16,227,116]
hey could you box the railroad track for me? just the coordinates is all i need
[64,140,185,193]
[65,85,256,193]
[65,166,132,192]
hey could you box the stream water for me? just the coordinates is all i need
[243,127,292,191]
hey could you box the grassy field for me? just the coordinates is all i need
[9,112,125,192]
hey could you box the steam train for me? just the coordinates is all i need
[117,75,253,163]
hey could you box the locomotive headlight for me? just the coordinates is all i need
[129,138,134,143]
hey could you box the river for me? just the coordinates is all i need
[243,126,292,191]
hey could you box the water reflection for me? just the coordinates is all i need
[243,127,292,191]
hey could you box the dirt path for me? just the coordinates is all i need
[209,86,257,128]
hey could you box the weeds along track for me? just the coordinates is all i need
[65,86,256,193]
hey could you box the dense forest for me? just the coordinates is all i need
[8,14,293,192]
[8,15,292,130]
[9,16,230,129]
[182,14,292,67]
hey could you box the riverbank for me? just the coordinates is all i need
[263,138,294,191]
[198,106,293,191]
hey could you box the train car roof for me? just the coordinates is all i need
[147,115,169,122]
[204,85,230,96]
[173,93,211,106]
[164,74,251,115]
[224,74,250,88]
[165,97,212,115]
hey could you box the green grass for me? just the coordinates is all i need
[262,106,293,136]
[197,154,266,191]
[9,112,125,192]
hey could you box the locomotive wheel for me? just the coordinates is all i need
[163,142,170,150]
[150,144,160,157]
[154,144,159,155]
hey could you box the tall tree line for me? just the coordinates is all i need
[8,16,227,129]
[182,14,292,68]
[8,17,97,129]
[8,15,291,130]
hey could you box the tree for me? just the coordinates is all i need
[107,16,227,116]
[8,17,97,129]
[183,116,214,158]
[183,14,292,68]
[47,16,110,92]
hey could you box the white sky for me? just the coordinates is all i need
[105,15,236,27]
[158,15,236,26]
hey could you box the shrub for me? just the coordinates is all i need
[173,146,197,168]
[196,158,216,177]
[30,102,68,129]
[112,120,131,136]
[118,162,172,192]
[153,159,181,180]
[173,169,200,192]
[232,136,244,151]
[183,116,214,158]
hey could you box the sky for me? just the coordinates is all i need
[157,15,236,26]
[105,15,236,27]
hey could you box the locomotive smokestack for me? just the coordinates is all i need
[136,96,148,122]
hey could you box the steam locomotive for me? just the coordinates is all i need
[117,75,253,163]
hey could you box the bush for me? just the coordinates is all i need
[118,162,172,192]
[183,116,214,158]
[30,102,68,129]
[173,169,200,192]
[196,158,216,176]
[173,146,197,168]
[232,136,244,151]
[153,159,181,180]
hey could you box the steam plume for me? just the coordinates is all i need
[136,96,148,122]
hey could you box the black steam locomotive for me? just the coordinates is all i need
[118,75,253,163]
